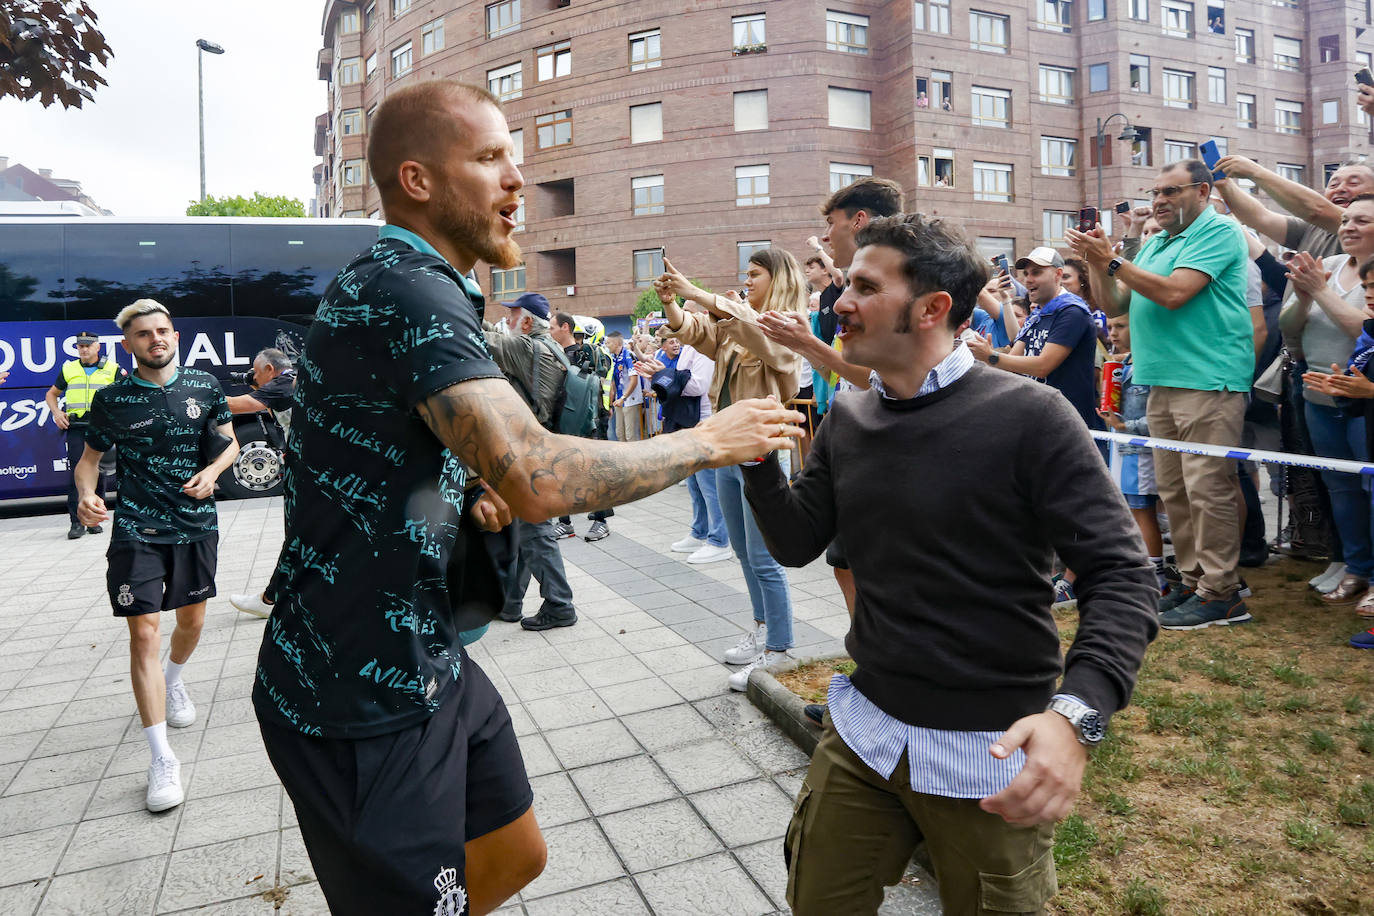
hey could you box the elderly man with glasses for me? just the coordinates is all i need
[1068,158,1254,631]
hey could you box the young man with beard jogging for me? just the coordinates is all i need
[252,80,804,916]
[75,299,239,812]
[741,214,1158,914]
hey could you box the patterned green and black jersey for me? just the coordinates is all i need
[253,226,505,739]
[84,369,231,544]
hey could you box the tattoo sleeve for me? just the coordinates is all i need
[418,377,714,518]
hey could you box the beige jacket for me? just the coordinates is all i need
[661,296,803,409]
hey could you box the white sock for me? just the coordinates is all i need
[144,722,174,761]
[1149,556,1167,590]
[1311,561,1345,588]
[164,659,185,688]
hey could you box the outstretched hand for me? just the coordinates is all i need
[694,396,805,467]
[980,711,1088,826]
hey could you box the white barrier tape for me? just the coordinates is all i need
[1090,430,1374,477]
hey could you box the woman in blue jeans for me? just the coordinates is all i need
[1282,198,1374,609]
[654,248,807,690]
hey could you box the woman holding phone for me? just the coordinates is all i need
[653,249,806,690]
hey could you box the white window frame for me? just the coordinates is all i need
[342,159,366,186]
[1275,99,1303,134]
[1162,68,1194,109]
[365,52,377,80]
[829,162,872,192]
[491,265,526,296]
[972,161,1013,202]
[339,56,361,85]
[537,40,571,81]
[421,18,445,56]
[1040,136,1077,176]
[1089,62,1109,92]
[487,62,522,101]
[340,9,360,33]
[970,86,1010,128]
[1163,140,1195,164]
[340,108,363,136]
[735,165,770,206]
[1276,163,1305,184]
[933,148,955,187]
[1273,36,1302,72]
[1161,0,1193,36]
[1235,28,1255,63]
[1129,54,1150,93]
[732,14,766,51]
[1323,99,1340,124]
[970,11,1009,52]
[486,0,520,39]
[1208,67,1226,104]
[392,0,411,17]
[1130,0,1149,19]
[510,129,523,164]
[1237,93,1256,128]
[634,249,666,287]
[826,11,869,53]
[1043,210,1075,244]
[737,241,770,282]
[629,29,661,71]
[1037,0,1072,32]
[391,41,412,79]
[632,174,665,215]
[828,87,872,130]
[734,90,768,131]
[536,109,573,148]
[630,102,663,144]
[1039,65,1075,104]
[916,0,951,33]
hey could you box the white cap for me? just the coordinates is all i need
[1014,247,1065,270]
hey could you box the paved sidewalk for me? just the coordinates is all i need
[0,485,939,915]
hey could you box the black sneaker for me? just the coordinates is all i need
[86,525,103,535]
[584,520,610,542]
[1157,584,1195,614]
[67,524,85,540]
[497,608,523,623]
[804,704,826,725]
[520,611,577,631]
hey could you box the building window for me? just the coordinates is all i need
[1207,67,1226,105]
[1211,137,1228,157]
[931,71,952,109]
[342,159,366,186]
[364,1,376,28]
[1130,127,1152,166]
[1325,163,1342,185]
[1273,36,1302,72]
[1162,68,1194,108]
[829,162,872,192]
[1039,65,1075,104]
[510,129,523,164]
[1271,0,1297,7]
[632,175,664,215]
[1323,99,1340,124]
[486,0,520,38]
[537,40,571,81]
[391,41,412,79]
[973,162,1013,202]
[487,62,522,101]
[421,18,445,55]
[1129,55,1150,93]
[1320,35,1341,63]
[340,9,360,33]
[392,0,411,16]
[1130,0,1149,19]
[933,148,955,186]
[1276,163,1305,184]
[970,11,1009,52]
[634,249,666,287]
[340,108,363,135]
[1275,99,1303,134]
[976,237,1016,264]
[1043,210,1075,244]
[826,11,869,53]
[365,52,377,79]
[536,109,573,148]
[339,56,361,85]
[1038,0,1072,31]
[1161,0,1193,36]
[1088,0,1106,20]
[629,29,661,70]
[1089,62,1109,93]
[1237,92,1256,128]
[1235,28,1255,63]
[970,86,1010,127]
[735,165,770,206]
[828,87,871,130]
[737,241,770,282]
[630,102,663,143]
[732,14,766,52]
[734,90,768,131]
[918,156,931,186]
[1041,136,1077,176]
[491,265,525,296]
[1163,139,1195,164]
[914,0,951,33]
[512,197,525,232]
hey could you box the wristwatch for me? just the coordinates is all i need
[987,352,1000,366]
[1107,257,1125,276]
[1047,696,1106,746]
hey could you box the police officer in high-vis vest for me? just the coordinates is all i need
[45,331,125,539]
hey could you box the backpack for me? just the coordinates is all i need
[509,336,599,438]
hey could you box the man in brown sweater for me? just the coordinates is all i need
[742,213,1158,915]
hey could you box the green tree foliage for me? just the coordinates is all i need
[0,1,112,108]
[186,193,307,218]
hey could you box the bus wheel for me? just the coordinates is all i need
[218,440,284,499]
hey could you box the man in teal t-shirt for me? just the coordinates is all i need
[1067,158,1253,631]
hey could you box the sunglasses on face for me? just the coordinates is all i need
[1147,182,1204,200]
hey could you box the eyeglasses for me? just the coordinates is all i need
[1147,182,1204,200]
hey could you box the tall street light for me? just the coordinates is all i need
[1095,113,1140,218]
[196,39,226,202]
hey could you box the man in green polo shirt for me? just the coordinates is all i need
[1068,158,1254,630]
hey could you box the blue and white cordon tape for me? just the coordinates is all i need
[1090,430,1374,477]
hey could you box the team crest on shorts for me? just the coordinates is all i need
[432,865,467,916]
[116,585,135,608]
[184,397,203,420]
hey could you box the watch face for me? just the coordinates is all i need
[1081,711,1106,744]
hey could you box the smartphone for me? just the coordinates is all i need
[1114,200,1131,215]
[1077,206,1099,233]
[1199,139,1225,180]
[995,254,1010,275]
[658,245,667,263]
[1357,67,1374,87]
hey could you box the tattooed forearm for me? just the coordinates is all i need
[419,377,714,520]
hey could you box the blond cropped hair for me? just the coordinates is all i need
[115,299,171,331]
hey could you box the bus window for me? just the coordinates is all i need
[0,225,66,322]
[64,223,231,323]
[229,224,376,318]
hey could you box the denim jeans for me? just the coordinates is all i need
[687,469,729,547]
[714,464,794,651]
[1303,400,1372,577]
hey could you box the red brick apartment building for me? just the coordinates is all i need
[315,0,1374,323]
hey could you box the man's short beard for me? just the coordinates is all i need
[432,179,522,269]
[135,347,176,370]
[893,296,919,334]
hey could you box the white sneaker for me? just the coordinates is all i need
[165,681,196,728]
[671,536,705,553]
[728,650,792,692]
[687,544,734,565]
[230,591,273,619]
[146,755,184,812]
[723,622,766,665]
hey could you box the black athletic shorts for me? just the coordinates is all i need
[258,654,532,916]
[825,536,849,570]
[106,535,218,617]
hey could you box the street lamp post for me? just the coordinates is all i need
[196,39,226,202]
[1095,113,1140,218]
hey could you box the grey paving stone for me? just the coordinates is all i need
[653,738,762,795]
[185,748,277,798]
[520,819,624,900]
[693,693,773,736]
[596,678,682,716]
[545,719,642,770]
[32,717,130,758]
[0,730,44,765]
[507,666,590,704]
[84,765,192,820]
[0,781,96,839]
[52,693,135,729]
[0,824,72,886]
[634,644,718,675]
[643,602,715,626]
[525,690,613,732]
[0,703,66,738]
[59,808,179,873]
[553,636,630,666]
[690,779,795,847]
[669,616,746,643]
[662,666,732,703]
[41,853,167,915]
[598,610,662,634]
[0,679,81,713]
[734,839,789,911]
[0,877,45,916]
[196,721,263,762]
[278,826,316,887]
[517,733,561,778]
[620,704,717,753]
[614,628,687,654]
[634,852,773,916]
[174,784,281,850]
[676,581,748,602]
[276,879,328,914]
[157,830,278,912]
[491,646,567,678]
[569,755,677,816]
[599,798,723,873]
[5,746,113,795]
[530,771,591,828]
[523,877,651,916]
[627,591,696,612]
[573,654,654,689]
[608,579,666,598]
[737,728,812,775]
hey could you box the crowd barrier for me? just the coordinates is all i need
[1090,430,1374,477]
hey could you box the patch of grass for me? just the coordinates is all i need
[1241,689,1267,713]
[1344,695,1367,715]
[1283,818,1340,853]
[1307,730,1337,754]
[1142,693,1239,736]
[1355,719,1374,756]
[1281,694,1314,714]
[1121,878,1168,915]
[1336,781,1374,826]
[1054,814,1098,874]
[1187,649,1257,688]
[1279,758,1306,778]
[1271,660,1316,688]
[1101,792,1135,817]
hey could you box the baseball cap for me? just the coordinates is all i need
[74,331,100,344]
[501,292,550,320]
[1014,247,1065,270]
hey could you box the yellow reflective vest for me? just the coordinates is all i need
[60,358,120,418]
